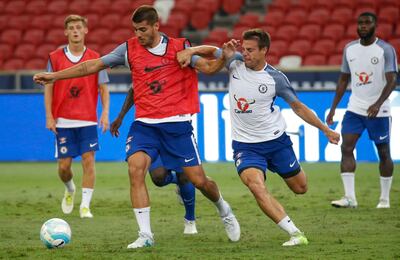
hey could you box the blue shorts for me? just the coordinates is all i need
[341,111,391,144]
[55,125,99,159]
[125,121,201,168]
[232,133,301,179]
[149,155,182,173]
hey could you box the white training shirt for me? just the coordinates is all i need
[227,54,298,143]
[341,38,398,117]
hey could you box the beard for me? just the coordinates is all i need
[357,27,375,40]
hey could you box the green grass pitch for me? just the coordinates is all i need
[0,162,399,259]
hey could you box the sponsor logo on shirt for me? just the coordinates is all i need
[144,64,168,72]
[69,86,82,98]
[234,95,255,113]
[355,71,373,86]
[147,80,166,94]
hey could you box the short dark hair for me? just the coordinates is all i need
[358,12,377,23]
[242,28,271,50]
[131,5,159,25]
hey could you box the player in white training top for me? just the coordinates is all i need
[180,29,340,246]
[327,12,398,209]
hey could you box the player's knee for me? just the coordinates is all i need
[191,177,207,189]
[292,183,307,194]
[341,143,354,155]
[58,162,71,174]
[247,181,265,195]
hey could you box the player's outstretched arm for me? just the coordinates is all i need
[33,58,108,85]
[326,73,350,125]
[99,84,110,133]
[290,100,340,144]
[177,45,219,68]
[367,72,397,118]
[110,87,134,138]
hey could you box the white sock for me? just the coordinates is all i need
[379,176,392,202]
[341,172,356,200]
[214,195,231,217]
[277,215,300,236]
[133,207,152,236]
[80,188,94,209]
[64,180,75,193]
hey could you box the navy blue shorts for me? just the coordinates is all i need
[149,155,182,173]
[341,111,391,144]
[233,133,301,179]
[125,121,201,168]
[55,125,99,159]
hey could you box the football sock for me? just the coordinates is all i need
[379,176,392,201]
[161,170,178,185]
[214,195,230,217]
[178,181,196,221]
[341,172,356,200]
[64,179,75,193]
[133,207,152,236]
[277,215,300,236]
[80,188,93,209]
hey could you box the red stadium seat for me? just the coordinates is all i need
[86,29,111,45]
[263,10,285,28]
[307,8,330,26]
[8,15,31,30]
[203,27,229,46]
[69,0,91,14]
[298,24,321,42]
[328,54,343,65]
[303,54,326,65]
[111,29,133,44]
[25,58,47,70]
[25,0,47,15]
[171,1,194,15]
[376,23,394,40]
[31,15,54,31]
[0,15,8,31]
[378,6,399,24]
[45,29,67,46]
[0,29,23,46]
[86,43,101,53]
[266,54,279,65]
[36,44,57,59]
[394,26,400,38]
[292,0,315,12]
[190,10,212,30]
[345,24,358,39]
[236,13,261,28]
[14,44,38,60]
[99,14,122,30]
[159,24,181,38]
[283,9,307,27]
[4,1,25,15]
[388,38,400,58]
[356,0,378,9]
[165,10,189,30]
[0,44,14,61]
[132,0,155,10]
[273,25,298,42]
[3,59,25,70]
[287,40,312,57]
[259,25,276,36]
[336,38,354,54]
[268,40,288,58]
[196,0,221,13]
[47,1,69,15]
[266,0,291,13]
[322,24,345,40]
[311,39,336,56]
[314,0,336,10]
[110,0,132,15]
[100,43,117,56]
[86,14,101,30]
[330,7,353,26]
[222,0,243,14]
[88,0,111,15]
[232,26,248,40]
[353,7,376,20]
[22,30,45,46]
[380,0,400,6]
[335,0,356,10]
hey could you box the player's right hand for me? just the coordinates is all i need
[326,110,335,126]
[110,117,122,137]
[46,116,57,134]
[33,72,56,85]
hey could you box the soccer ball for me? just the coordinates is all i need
[40,218,71,249]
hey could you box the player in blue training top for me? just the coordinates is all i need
[327,12,398,209]
[179,29,340,246]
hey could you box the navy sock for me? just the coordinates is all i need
[178,181,196,221]
[161,170,178,185]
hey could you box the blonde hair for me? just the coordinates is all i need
[64,14,88,28]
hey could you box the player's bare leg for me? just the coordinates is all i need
[376,143,393,208]
[80,151,95,218]
[284,170,307,194]
[184,165,240,241]
[332,134,359,208]
[127,151,154,249]
[58,157,75,214]
[240,168,308,246]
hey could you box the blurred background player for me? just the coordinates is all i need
[110,86,197,234]
[327,12,398,209]
[35,6,240,248]
[179,29,340,246]
[43,14,110,218]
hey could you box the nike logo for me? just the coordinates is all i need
[144,64,167,72]
[89,143,97,147]
[289,160,297,168]
[350,58,356,62]
[232,74,240,80]
[184,158,195,163]
[379,135,388,140]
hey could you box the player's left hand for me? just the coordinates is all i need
[325,129,340,145]
[33,72,56,85]
[367,103,380,118]
[110,117,122,137]
[99,113,109,133]
[177,49,193,68]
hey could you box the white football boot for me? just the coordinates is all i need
[183,219,198,234]
[331,197,358,208]
[61,189,75,214]
[127,232,154,249]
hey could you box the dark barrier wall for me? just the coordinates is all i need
[1,91,399,162]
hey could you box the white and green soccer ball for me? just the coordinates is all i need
[40,218,71,249]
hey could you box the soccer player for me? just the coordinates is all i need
[180,30,340,246]
[43,15,110,218]
[110,86,197,234]
[34,6,240,248]
[327,12,398,209]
